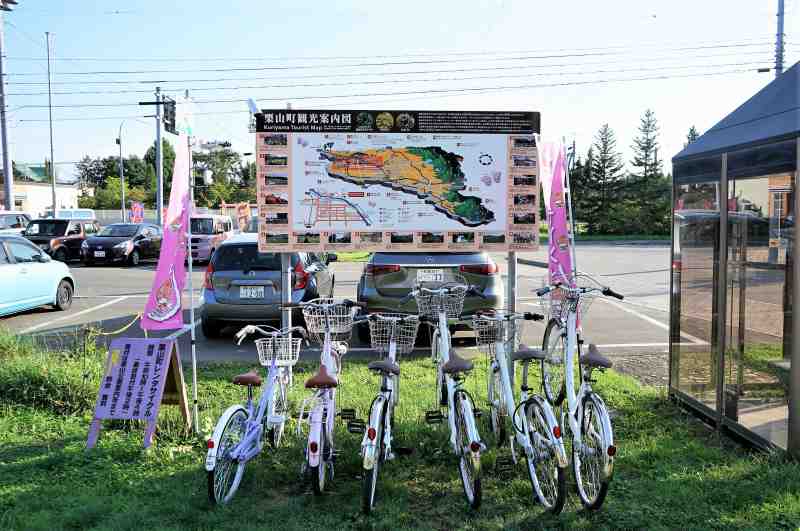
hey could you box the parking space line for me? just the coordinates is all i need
[21,296,129,334]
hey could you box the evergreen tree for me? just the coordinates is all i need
[685,125,700,147]
[627,109,670,235]
[588,125,625,234]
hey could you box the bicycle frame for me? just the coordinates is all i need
[362,329,397,469]
[305,310,341,470]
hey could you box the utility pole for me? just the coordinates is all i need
[776,0,785,77]
[46,31,56,214]
[155,86,163,225]
[0,8,12,211]
[117,121,125,222]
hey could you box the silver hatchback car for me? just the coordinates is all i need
[356,252,504,342]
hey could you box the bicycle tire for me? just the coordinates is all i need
[454,390,482,509]
[573,392,612,511]
[523,397,566,514]
[310,406,330,495]
[207,408,248,505]
[268,378,289,448]
[541,319,569,405]
[362,399,387,514]
[487,365,507,445]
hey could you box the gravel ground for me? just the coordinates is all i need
[606,351,669,388]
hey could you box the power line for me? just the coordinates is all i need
[13,67,766,122]
[4,60,770,97]
[4,49,775,86]
[4,42,775,77]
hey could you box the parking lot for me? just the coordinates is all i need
[0,244,688,362]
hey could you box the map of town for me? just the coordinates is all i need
[318,145,495,227]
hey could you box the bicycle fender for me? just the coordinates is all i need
[459,395,483,474]
[308,405,324,468]
[528,396,569,469]
[362,395,388,471]
[585,393,615,480]
[206,404,248,472]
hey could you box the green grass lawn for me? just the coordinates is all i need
[336,252,372,263]
[1,334,799,530]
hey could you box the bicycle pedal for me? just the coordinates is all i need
[473,408,483,419]
[347,419,366,434]
[495,456,515,474]
[339,408,356,421]
[425,410,444,424]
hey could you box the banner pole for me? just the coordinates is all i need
[186,89,198,434]
[563,138,579,281]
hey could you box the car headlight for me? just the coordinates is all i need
[81,241,88,249]
[114,240,133,253]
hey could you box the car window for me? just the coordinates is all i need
[0,243,9,265]
[24,220,68,236]
[213,245,297,271]
[18,215,30,228]
[191,218,214,235]
[7,240,41,263]
[98,224,138,237]
[67,222,82,235]
[83,223,97,234]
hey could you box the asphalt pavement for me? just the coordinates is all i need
[0,244,688,364]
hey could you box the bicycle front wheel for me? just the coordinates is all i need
[524,397,566,514]
[487,364,507,445]
[454,391,482,509]
[310,433,328,496]
[541,319,569,405]
[573,392,614,511]
[267,377,289,448]
[362,400,387,514]
[208,407,248,505]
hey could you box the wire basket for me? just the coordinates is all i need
[256,337,302,367]
[536,273,599,322]
[368,313,420,356]
[413,273,469,319]
[472,312,521,358]
[301,298,355,345]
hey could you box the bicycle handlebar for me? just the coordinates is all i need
[281,299,365,309]
[234,324,307,345]
[602,287,624,300]
[473,309,544,322]
[535,282,624,301]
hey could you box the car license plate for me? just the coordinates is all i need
[240,286,265,299]
[417,269,444,283]
[94,251,106,258]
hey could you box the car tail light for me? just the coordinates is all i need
[293,260,309,290]
[672,260,682,272]
[309,441,318,454]
[469,441,481,453]
[367,427,377,441]
[50,238,60,249]
[366,264,401,276]
[204,262,215,291]
[460,263,498,275]
[207,439,215,449]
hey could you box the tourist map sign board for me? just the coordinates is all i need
[255,109,540,252]
[86,338,190,449]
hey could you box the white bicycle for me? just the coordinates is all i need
[537,277,622,510]
[413,276,485,509]
[355,312,420,514]
[473,310,568,514]
[206,324,304,504]
[289,298,360,495]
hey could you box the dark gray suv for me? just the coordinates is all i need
[200,234,337,337]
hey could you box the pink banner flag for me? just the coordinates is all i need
[141,137,190,330]
[536,138,574,287]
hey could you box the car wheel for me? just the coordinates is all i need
[201,317,220,338]
[54,248,67,262]
[55,280,73,311]
[128,249,140,267]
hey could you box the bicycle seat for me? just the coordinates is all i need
[368,358,400,375]
[511,345,547,362]
[580,344,613,369]
[232,370,263,387]
[441,350,474,374]
[304,365,338,389]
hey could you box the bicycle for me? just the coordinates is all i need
[355,312,420,514]
[412,275,485,509]
[206,324,305,505]
[536,276,623,510]
[288,298,360,495]
[473,309,568,514]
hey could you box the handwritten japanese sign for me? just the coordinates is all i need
[86,338,190,449]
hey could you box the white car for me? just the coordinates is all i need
[0,211,31,236]
[0,235,75,317]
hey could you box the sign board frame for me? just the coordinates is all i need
[86,337,190,449]
[255,109,540,253]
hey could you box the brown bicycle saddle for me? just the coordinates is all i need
[232,370,263,387]
[304,364,338,389]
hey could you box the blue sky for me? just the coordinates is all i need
[2,0,797,180]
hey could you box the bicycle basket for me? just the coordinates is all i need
[472,312,520,358]
[413,273,468,319]
[368,313,420,356]
[301,298,355,345]
[256,337,302,367]
[537,273,599,321]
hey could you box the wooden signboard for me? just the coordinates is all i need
[86,338,190,449]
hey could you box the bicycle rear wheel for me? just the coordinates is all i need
[541,319,571,405]
[208,408,248,505]
[523,397,566,514]
[573,392,614,511]
[310,435,328,496]
[268,377,289,448]
[487,364,507,445]
[454,391,482,509]
[362,399,387,514]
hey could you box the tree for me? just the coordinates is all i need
[582,125,626,234]
[144,139,176,199]
[685,125,700,148]
[627,109,670,235]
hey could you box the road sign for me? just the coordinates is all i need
[255,109,540,252]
